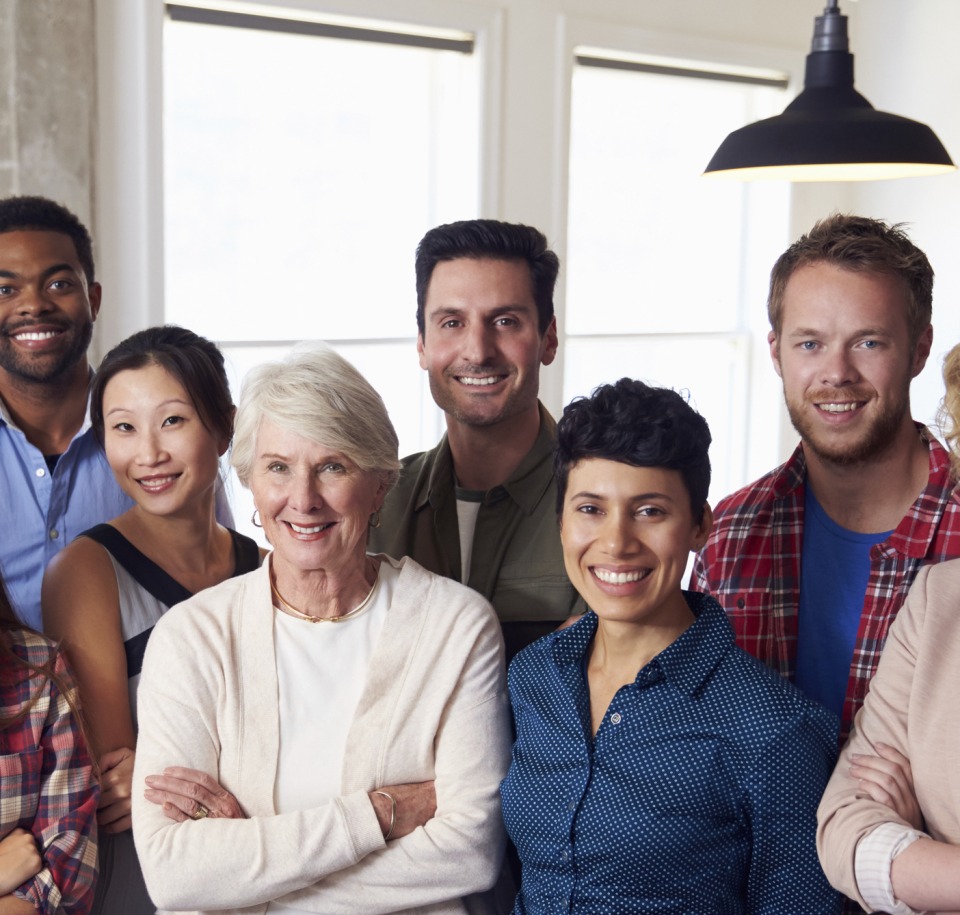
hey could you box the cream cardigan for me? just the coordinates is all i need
[817,559,960,909]
[131,554,510,915]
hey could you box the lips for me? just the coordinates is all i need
[285,520,335,536]
[592,567,651,585]
[136,474,180,493]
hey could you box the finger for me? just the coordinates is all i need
[143,787,213,821]
[97,798,132,828]
[875,743,913,771]
[101,815,133,835]
[145,775,241,818]
[161,767,225,795]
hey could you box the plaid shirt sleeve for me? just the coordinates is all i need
[1,632,99,915]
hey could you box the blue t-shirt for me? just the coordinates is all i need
[500,592,841,915]
[796,485,892,720]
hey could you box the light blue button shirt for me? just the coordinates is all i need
[0,389,234,630]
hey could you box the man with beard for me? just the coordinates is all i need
[692,214,960,742]
[371,219,582,663]
[0,196,135,630]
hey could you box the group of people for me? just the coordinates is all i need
[0,194,957,915]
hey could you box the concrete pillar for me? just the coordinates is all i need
[0,0,97,228]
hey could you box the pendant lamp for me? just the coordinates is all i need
[703,0,955,181]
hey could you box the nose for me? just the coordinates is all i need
[137,429,168,466]
[461,322,496,365]
[601,509,636,557]
[288,472,323,514]
[821,346,859,387]
[16,285,55,316]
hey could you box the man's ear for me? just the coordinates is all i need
[417,333,427,370]
[540,316,559,367]
[768,330,783,379]
[89,282,102,321]
[911,324,933,379]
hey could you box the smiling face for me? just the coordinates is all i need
[770,262,931,466]
[0,230,101,385]
[103,363,226,517]
[248,417,387,580]
[417,257,558,430]
[560,458,711,630]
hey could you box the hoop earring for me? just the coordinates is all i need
[369,510,382,529]
[252,510,262,528]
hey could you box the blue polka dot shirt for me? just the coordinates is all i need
[500,591,842,914]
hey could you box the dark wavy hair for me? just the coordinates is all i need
[91,325,234,447]
[415,219,559,335]
[0,195,96,283]
[555,378,712,523]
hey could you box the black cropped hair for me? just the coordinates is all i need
[555,378,712,523]
[415,219,559,336]
[0,195,96,283]
[91,325,234,446]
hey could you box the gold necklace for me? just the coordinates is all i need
[271,565,380,624]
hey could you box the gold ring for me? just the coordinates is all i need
[191,803,209,821]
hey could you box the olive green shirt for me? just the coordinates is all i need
[371,404,581,662]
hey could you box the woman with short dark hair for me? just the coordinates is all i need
[501,378,842,914]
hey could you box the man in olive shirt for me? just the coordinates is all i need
[371,219,580,661]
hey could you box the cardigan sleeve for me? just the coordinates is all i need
[131,618,386,911]
[817,563,928,910]
[272,598,511,913]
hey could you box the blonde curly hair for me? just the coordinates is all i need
[938,343,960,476]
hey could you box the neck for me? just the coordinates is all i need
[590,597,695,675]
[0,360,91,455]
[271,552,378,620]
[446,403,542,491]
[803,420,929,532]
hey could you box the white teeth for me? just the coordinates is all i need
[819,402,860,413]
[14,331,58,341]
[139,476,176,489]
[290,522,325,534]
[594,569,647,584]
[458,376,500,386]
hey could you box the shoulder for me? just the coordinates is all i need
[5,627,58,666]
[712,641,838,748]
[711,463,788,521]
[42,534,119,631]
[384,554,500,637]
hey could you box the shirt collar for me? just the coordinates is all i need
[551,591,734,698]
[0,369,95,435]
[414,401,557,516]
[773,423,960,558]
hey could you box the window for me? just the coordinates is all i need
[564,50,791,503]
[163,3,482,534]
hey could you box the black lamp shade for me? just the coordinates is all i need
[704,10,956,181]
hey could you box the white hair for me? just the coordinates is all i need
[231,344,401,489]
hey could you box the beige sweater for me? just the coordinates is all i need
[817,559,960,909]
[131,555,510,915]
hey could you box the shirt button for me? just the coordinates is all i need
[560,850,570,862]
[737,597,745,609]
[49,529,59,540]
[610,712,622,725]
[35,467,45,477]
[567,801,576,812]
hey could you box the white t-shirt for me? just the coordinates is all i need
[266,558,396,914]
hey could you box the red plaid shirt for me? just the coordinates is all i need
[0,629,98,914]
[692,426,960,740]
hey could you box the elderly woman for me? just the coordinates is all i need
[817,342,960,914]
[130,346,510,914]
[500,378,841,914]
